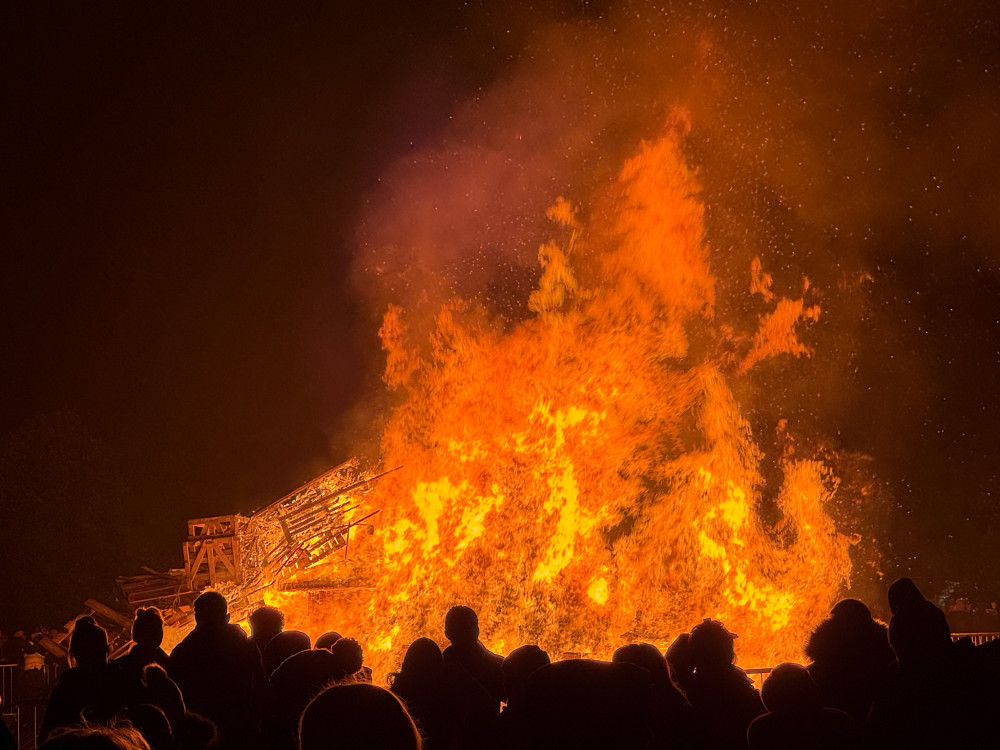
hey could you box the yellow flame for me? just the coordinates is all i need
[247,121,854,681]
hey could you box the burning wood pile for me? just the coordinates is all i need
[112,458,388,632]
[79,121,857,678]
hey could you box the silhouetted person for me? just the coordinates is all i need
[524,658,652,749]
[122,704,176,750]
[804,598,895,723]
[6,630,27,671]
[139,665,218,750]
[21,637,49,702]
[390,638,447,748]
[114,608,171,702]
[442,606,505,708]
[40,617,130,741]
[670,619,764,750]
[664,632,693,693]
[247,607,284,658]
[483,644,550,750]
[140,665,187,731]
[885,577,951,668]
[262,630,310,678]
[312,632,341,651]
[168,592,264,750]
[263,649,339,750]
[747,662,855,749]
[868,577,999,747]
[300,683,422,750]
[328,637,371,682]
[39,725,151,750]
[390,637,495,750]
[613,643,693,749]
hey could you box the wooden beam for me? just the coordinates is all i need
[84,599,132,628]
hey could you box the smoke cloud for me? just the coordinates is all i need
[349,1,1000,586]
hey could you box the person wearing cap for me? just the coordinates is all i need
[671,619,764,750]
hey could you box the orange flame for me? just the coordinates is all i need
[271,120,854,681]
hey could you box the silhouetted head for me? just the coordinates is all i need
[613,642,670,684]
[501,644,550,707]
[122,704,174,750]
[525,659,651,747]
[830,598,873,625]
[329,637,364,677]
[247,606,284,648]
[132,608,165,649]
[40,726,151,750]
[444,605,479,646]
[172,713,217,750]
[314,631,342,651]
[688,619,737,672]
[760,662,822,714]
[399,637,442,676]
[887,577,926,616]
[70,616,109,669]
[270,648,340,710]
[264,630,311,676]
[300,683,421,750]
[665,632,694,684]
[192,592,229,627]
[141,664,186,727]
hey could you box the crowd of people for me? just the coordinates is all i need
[4,577,1000,750]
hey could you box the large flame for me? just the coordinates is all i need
[273,117,853,680]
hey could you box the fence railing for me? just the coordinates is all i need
[951,632,1000,647]
[741,633,1000,689]
[0,663,15,710]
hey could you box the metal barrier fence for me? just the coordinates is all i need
[952,632,1000,646]
[744,666,773,689]
[0,663,15,709]
[2,661,53,750]
[1,663,19,750]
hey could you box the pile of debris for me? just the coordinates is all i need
[82,459,389,648]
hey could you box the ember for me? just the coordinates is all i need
[269,115,855,679]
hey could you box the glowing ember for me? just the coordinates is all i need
[271,116,854,680]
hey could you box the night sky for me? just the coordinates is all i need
[3,1,1000,632]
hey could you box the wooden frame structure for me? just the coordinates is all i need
[114,460,393,625]
[183,515,243,589]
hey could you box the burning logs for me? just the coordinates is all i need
[114,459,387,632]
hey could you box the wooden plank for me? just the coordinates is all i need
[185,532,238,542]
[284,468,398,517]
[37,637,67,659]
[141,566,182,579]
[249,458,359,517]
[125,586,182,600]
[278,517,294,544]
[84,599,132,628]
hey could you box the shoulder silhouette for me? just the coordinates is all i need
[441,605,505,709]
[805,598,894,723]
[40,616,129,742]
[168,592,264,750]
[300,683,422,750]
[747,662,855,749]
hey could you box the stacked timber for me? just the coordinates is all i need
[112,459,391,627]
[117,567,192,609]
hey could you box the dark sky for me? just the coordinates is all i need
[3,1,1000,631]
